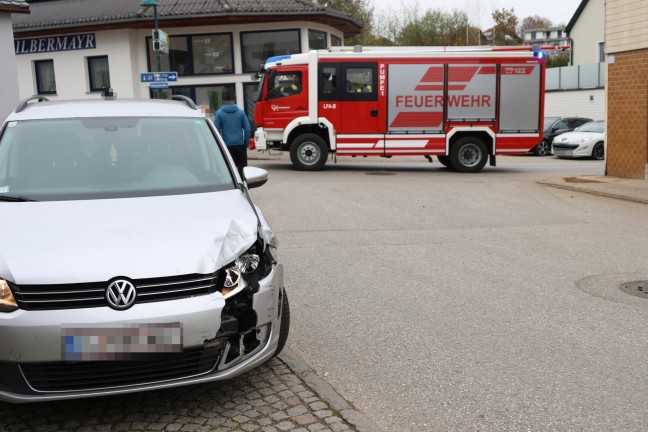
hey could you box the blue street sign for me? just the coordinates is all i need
[149,82,169,89]
[140,72,178,83]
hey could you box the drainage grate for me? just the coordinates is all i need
[619,281,648,299]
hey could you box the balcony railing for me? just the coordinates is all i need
[546,62,605,91]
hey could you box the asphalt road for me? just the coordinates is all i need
[248,154,648,432]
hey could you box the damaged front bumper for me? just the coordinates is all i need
[0,264,285,403]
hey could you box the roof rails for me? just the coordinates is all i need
[170,94,197,110]
[15,96,50,113]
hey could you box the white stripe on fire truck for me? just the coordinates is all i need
[379,140,429,148]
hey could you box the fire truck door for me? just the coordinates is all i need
[339,63,380,134]
[262,66,308,131]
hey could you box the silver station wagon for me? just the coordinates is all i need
[0,94,289,403]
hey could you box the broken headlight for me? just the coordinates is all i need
[221,242,275,299]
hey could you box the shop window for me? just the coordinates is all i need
[308,29,327,49]
[241,30,300,73]
[149,84,235,119]
[331,35,342,47]
[87,56,111,92]
[35,60,56,95]
[147,33,234,76]
[243,82,260,135]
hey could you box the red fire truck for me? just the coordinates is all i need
[253,46,547,172]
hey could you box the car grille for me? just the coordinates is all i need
[20,347,222,392]
[11,272,221,310]
[553,143,579,150]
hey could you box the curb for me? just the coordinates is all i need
[538,179,648,205]
[279,348,383,432]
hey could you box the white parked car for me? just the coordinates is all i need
[0,93,289,403]
[552,120,605,160]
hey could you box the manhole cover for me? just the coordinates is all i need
[619,281,648,299]
[365,171,395,176]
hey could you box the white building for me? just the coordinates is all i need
[523,27,569,47]
[11,0,360,125]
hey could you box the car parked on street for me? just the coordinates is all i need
[0,93,289,403]
[531,116,593,156]
[552,120,605,160]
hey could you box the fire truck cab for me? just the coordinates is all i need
[253,46,546,173]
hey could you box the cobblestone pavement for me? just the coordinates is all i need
[0,353,377,432]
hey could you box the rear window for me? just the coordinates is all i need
[0,117,235,201]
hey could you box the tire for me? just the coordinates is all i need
[449,137,488,173]
[591,142,605,160]
[289,134,328,171]
[534,140,551,156]
[273,289,290,357]
[437,155,453,169]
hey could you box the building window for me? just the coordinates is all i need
[243,82,260,135]
[241,29,300,73]
[331,35,342,47]
[150,84,235,118]
[35,60,56,95]
[598,42,605,62]
[147,33,234,76]
[308,29,327,49]
[87,56,110,92]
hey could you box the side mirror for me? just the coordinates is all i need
[243,166,268,189]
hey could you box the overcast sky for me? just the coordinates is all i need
[371,0,582,29]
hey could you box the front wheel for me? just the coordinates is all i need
[449,137,488,173]
[290,134,328,171]
[591,142,605,160]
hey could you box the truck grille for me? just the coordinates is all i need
[20,347,222,392]
[11,272,221,310]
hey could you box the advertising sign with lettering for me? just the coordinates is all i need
[15,34,96,55]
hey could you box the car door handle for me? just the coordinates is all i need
[296,106,307,110]
[370,110,378,117]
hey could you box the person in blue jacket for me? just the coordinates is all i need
[213,93,250,177]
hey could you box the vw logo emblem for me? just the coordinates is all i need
[106,279,137,310]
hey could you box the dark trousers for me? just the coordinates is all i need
[227,145,247,178]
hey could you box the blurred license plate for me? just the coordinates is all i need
[62,323,182,361]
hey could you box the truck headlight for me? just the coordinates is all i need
[0,280,18,312]
[221,242,275,299]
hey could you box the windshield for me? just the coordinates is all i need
[0,117,235,201]
[575,121,604,133]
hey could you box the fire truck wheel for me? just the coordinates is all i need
[290,134,328,171]
[437,155,452,169]
[450,137,488,173]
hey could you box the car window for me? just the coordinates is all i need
[543,117,560,130]
[574,121,604,133]
[0,117,235,201]
[554,119,570,130]
[571,118,591,128]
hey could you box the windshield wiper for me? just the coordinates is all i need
[0,194,38,202]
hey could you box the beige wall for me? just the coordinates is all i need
[570,0,605,65]
[606,0,648,53]
[0,14,20,119]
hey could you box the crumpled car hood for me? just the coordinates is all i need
[0,190,259,285]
